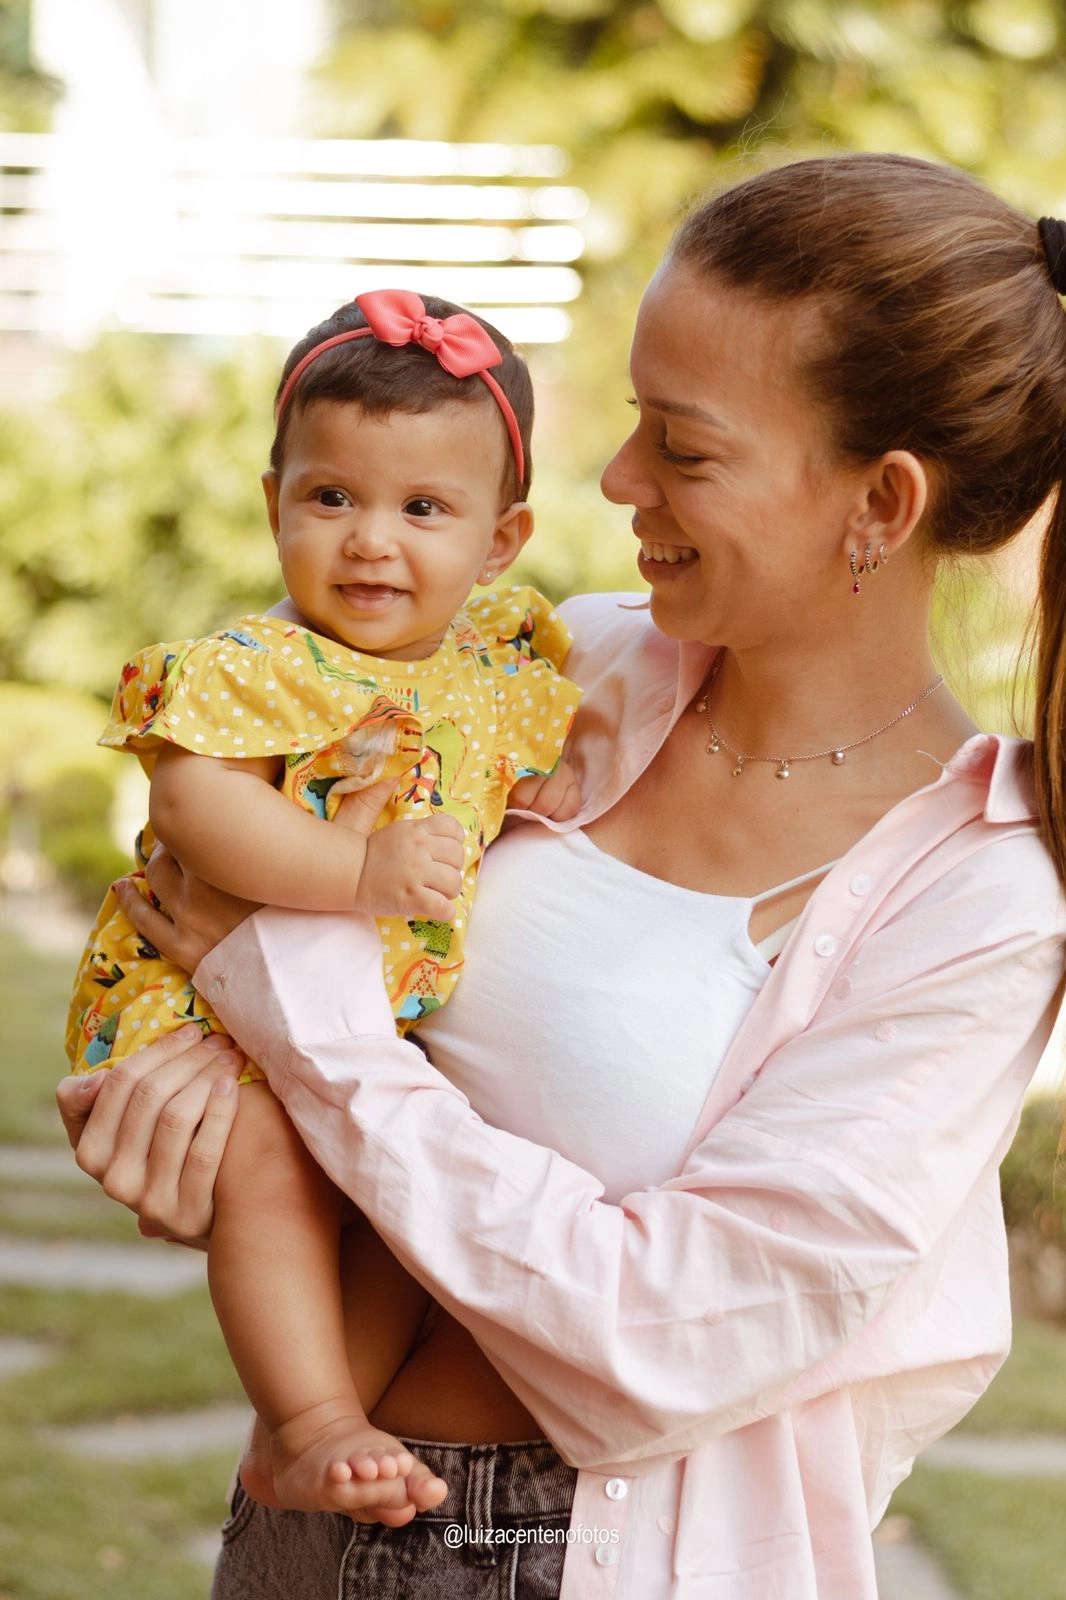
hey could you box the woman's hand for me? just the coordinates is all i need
[56,1027,243,1247]
[114,843,262,972]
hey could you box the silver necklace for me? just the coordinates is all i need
[695,653,945,779]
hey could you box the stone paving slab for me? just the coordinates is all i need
[926,1430,1066,1477]
[873,1520,964,1600]
[0,1145,96,1185]
[43,1402,252,1461]
[0,1334,52,1378]
[0,1233,206,1294]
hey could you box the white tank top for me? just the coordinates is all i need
[418,827,833,1204]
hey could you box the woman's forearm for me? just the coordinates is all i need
[195,870,1064,1472]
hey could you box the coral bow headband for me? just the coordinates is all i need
[274,289,525,483]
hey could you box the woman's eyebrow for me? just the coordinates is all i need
[645,397,729,429]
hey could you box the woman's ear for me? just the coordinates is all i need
[262,469,281,542]
[842,450,928,560]
[477,502,534,586]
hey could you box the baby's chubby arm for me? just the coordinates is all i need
[150,746,464,920]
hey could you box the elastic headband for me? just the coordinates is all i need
[274,288,525,485]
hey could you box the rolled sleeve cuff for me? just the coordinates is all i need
[192,907,395,1092]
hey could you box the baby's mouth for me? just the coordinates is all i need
[337,583,404,607]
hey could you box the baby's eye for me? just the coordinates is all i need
[315,487,351,508]
[404,497,442,518]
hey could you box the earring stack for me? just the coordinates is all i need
[849,542,888,596]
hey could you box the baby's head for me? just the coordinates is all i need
[264,292,536,660]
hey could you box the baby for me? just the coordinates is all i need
[66,290,582,1518]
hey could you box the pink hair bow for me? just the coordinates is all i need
[356,289,506,379]
[274,289,525,484]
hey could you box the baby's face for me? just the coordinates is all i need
[264,399,522,660]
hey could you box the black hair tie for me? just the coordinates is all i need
[1038,216,1066,295]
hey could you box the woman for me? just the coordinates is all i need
[59,152,1066,1600]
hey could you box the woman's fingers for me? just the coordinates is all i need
[140,1069,239,1244]
[55,1070,106,1151]
[68,1027,233,1192]
[113,873,189,965]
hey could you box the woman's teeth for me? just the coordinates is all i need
[640,542,696,564]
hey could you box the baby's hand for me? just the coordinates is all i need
[509,759,581,822]
[355,814,466,921]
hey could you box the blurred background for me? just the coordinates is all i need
[1,1,1065,1596]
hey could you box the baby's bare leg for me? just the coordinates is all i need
[210,1082,447,1519]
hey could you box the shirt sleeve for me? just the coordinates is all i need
[194,834,1064,1473]
[461,585,583,780]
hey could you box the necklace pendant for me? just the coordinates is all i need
[776,761,790,779]
[732,761,744,778]
[831,749,846,766]
[707,739,720,755]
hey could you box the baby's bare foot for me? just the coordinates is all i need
[268,1400,447,1519]
[239,1415,281,1508]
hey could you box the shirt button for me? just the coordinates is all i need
[657,1514,676,1536]
[813,933,837,958]
[850,873,872,896]
[595,1544,620,1566]
[205,978,224,1004]
[604,1478,628,1501]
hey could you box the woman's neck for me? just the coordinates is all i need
[704,578,968,759]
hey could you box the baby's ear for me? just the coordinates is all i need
[478,502,534,586]
[261,470,281,540]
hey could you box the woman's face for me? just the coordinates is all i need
[601,263,865,650]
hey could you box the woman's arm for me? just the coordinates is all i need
[150,746,463,919]
[190,833,1064,1472]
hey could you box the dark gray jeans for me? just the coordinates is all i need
[211,1439,578,1600]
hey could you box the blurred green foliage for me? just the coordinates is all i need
[1002,1094,1066,1251]
[0,0,58,129]
[0,0,1059,899]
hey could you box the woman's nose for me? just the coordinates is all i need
[600,430,661,508]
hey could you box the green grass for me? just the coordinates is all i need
[0,921,243,1597]
[959,1315,1066,1434]
[0,1286,242,1425]
[891,1467,1066,1600]
[0,921,78,1144]
[0,1434,236,1600]
[0,1285,242,1600]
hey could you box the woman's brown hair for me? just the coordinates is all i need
[671,152,1066,889]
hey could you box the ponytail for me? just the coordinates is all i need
[1033,486,1066,892]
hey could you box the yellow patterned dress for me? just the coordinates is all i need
[66,586,581,1079]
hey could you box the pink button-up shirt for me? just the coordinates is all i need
[197,593,1066,1599]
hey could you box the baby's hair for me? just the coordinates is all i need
[270,295,534,503]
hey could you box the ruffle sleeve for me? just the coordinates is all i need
[460,585,583,780]
[98,615,425,784]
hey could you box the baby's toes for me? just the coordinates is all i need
[350,1452,384,1482]
[407,1462,450,1511]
